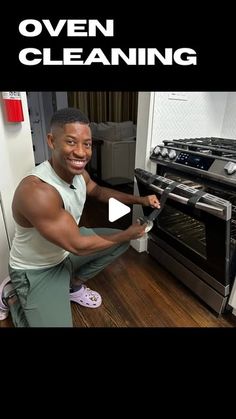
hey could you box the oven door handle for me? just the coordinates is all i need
[195,201,224,214]
[149,184,225,216]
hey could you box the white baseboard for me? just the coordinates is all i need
[130,233,148,253]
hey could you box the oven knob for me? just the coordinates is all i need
[161,147,168,157]
[224,161,236,175]
[153,145,161,155]
[168,149,177,159]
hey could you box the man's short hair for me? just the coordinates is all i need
[50,107,90,130]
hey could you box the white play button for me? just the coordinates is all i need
[108,198,131,222]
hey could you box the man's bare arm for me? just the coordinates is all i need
[13,178,146,256]
[83,170,160,208]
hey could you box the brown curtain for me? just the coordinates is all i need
[67,91,138,123]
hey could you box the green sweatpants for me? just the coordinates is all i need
[8,227,129,328]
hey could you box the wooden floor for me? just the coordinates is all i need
[1,186,236,328]
[71,248,236,327]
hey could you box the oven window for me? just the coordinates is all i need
[158,205,206,257]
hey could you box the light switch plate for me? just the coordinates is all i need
[168,92,188,101]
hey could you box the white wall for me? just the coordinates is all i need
[0,92,34,283]
[133,92,155,223]
[151,92,228,148]
[221,92,236,138]
[135,92,155,170]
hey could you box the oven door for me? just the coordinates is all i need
[135,169,232,298]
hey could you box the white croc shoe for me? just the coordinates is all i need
[70,285,102,308]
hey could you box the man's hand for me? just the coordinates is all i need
[124,222,148,240]
[140,195,160,208]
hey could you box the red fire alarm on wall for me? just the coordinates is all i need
[2,92,24,122]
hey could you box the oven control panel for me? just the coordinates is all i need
[150,141,236,189]
[151,147,215,171]
[175,152,214,170]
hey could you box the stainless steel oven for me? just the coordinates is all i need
[135,137,236,315]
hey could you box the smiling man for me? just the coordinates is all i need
[0,107,160,327]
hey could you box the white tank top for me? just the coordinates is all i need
[9,161,86,269]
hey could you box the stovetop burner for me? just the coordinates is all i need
[172,137,236,148]
[164,137,236,157]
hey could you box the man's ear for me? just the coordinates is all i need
[47,133,55,150]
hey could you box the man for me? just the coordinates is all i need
[0,107,160,327]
